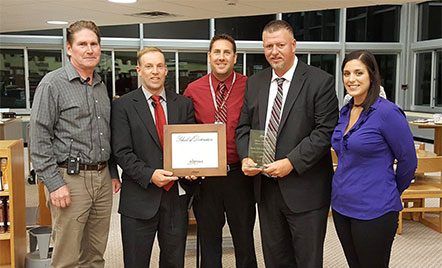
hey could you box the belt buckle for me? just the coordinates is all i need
[98,163,105,171]
[227,164,231,173]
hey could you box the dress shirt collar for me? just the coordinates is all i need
[141,86,167,103]
[64,60,102,85]
[211,71,235,90]
[271,56,298,83]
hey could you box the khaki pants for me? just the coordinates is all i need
[45,167,112,268]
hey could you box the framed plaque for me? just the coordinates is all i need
[164,124,227,177]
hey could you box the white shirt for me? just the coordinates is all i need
[264,56,298,134]
[141,86,168,124]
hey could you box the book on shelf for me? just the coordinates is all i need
[0,158,7,191]
[0,197,6,233]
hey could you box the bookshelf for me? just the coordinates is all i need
[0,140,26,268]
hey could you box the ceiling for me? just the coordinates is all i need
[0,0,418,33]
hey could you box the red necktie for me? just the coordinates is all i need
[214,82,227,124]
[151,95,174,191]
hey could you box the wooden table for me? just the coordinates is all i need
[416,149,437,158]
[409,122,442,156]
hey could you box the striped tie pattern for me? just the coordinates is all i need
[263,78,285,165]
[214,82,228,124]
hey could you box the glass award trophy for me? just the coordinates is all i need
[247,129,265,168]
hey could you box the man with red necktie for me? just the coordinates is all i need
[184,34,257,268]
[111,47,195,267]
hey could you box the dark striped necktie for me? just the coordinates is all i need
[263,78,285,165]
[214,82,227,124]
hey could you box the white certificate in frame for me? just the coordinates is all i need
[164,124,227,176]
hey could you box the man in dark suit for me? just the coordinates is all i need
[111,47,195,267]
[236,20,339,267]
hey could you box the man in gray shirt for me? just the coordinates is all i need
[30,20,120,268]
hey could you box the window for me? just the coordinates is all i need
[96,51,113,99]
[234,53,244,75]
[346,5,401,42]
[415,52,432,106]
[297,54,308,64]
[99,24,139,38]
[178,52,207,94]
[144,20,209,39]
[246,53,269,76]
[310,54,336,76]
[0,49,25,108]
[215,15,275,41]
[418,1,442,41]
[283,10,339,41]
[28,50,62,107]
[435,50,442,107]
[374,54,397,102]
[0,28,62,36]
[164,52,176,93]
[114,51,138,97]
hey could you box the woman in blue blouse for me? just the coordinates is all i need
[331,50,417,268]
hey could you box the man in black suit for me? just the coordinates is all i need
[111,47,195,267]
[236,20,339,267]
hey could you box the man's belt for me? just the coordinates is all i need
[58,161,107,171]
[227,162,241,172]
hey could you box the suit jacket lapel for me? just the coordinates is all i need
[258,69,272,130]
[133,87,162,149]
[279,61,307,132]
[165,90,178,124]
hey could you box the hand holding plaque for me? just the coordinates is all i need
[247,129,265,169]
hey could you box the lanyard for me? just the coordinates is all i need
[209,72,236,112]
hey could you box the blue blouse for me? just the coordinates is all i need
[331,97,417,220]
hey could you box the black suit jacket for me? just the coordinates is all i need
[236,60,339,213]
[111,88,195,220]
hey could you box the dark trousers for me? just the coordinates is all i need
[193,168,257,268]
[121,184,190,268]
[258,177,329,268]
[332,210,399,268]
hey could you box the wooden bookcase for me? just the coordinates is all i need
[0,140,26,268]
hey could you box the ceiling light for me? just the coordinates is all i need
[47,21,68,25]
[108,0,137,3]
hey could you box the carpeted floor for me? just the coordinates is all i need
[23,145,442,268]
[103,193,442,268]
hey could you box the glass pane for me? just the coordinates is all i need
[0,49,25,108]
[178,52,207,94]
[283,9,339,41]
[0,28,62,36]
[114,51,138,97]
[415,52,432,106]
[418,1,442,41]
[374,54,397,102]
[234,53,244,75]
[310,54,336,76]
[215,15,275,41]
[297,54,308,64]
[96,51,113,99]
[436,50,442,107]
[346,5,400,42]
[99,24,139,38]
[28,50,63,107]
[246,53,269,77]
[144,20,209,39]
[164,52,176,93]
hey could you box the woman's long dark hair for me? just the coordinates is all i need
[342,50,381,110]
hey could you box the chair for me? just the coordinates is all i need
[398,156,442,234]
